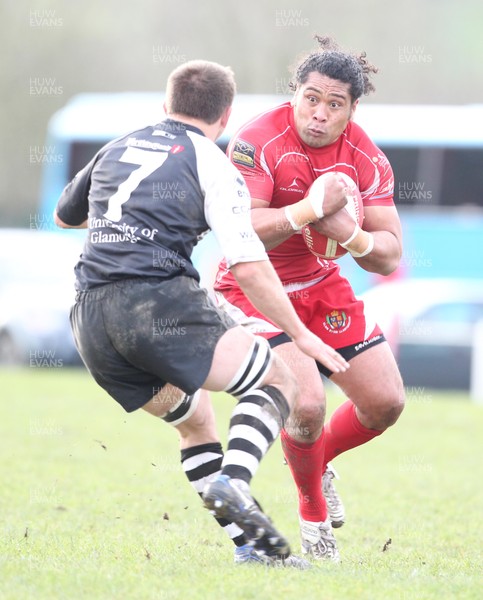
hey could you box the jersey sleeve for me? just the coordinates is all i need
[190,133,268,268]
[55,155,97,225]
[374,151,395,205]
[352,125,395,207]
[227,130,275,204]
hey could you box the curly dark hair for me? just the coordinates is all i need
[289,35,378,101]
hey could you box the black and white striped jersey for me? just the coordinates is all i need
[56,119,267,290]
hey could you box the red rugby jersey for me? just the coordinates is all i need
[215,102,394,289]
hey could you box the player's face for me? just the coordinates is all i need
[291,72,357,148]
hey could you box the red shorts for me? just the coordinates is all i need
[215,268,383,351]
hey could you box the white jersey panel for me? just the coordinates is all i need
[188,131,267,268]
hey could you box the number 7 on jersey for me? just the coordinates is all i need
[104,146,168,222]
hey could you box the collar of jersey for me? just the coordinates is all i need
[162,118,205,138]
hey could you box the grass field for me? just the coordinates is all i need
[1,367,482,600]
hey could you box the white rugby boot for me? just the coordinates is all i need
[322,463,345,528]
[299,515,340,562]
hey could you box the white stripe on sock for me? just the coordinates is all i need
[222,449,259,477]
[190,472,221,494]
[227,423,270,455]
[224,522,245,538]
[231,401,280,439]
[182,452,222,472]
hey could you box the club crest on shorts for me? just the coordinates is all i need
[323,309,351,334]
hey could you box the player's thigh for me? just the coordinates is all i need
[272,340,326,415]
[202,326,295,399]
[331,341,405,417]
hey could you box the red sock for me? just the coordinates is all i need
[280,429,327,522]
[324,400,383,464]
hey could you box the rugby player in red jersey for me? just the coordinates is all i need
[213,36,405,561]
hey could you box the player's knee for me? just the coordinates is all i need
[389,384,406,423]
[285,402,325,441]
[375,384,406,428]
[382,401,404,428]
[391,374,406,417]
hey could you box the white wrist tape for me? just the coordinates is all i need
[284,205,302,231]
[308,189,325,219]
[340,225,375,258]
[350,233,375,258]
[340,224,361,248]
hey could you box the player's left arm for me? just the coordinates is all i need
[310,201,402,275]
[355,204,403,275]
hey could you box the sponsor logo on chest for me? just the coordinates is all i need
[279,176,306,194]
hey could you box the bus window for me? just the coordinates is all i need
[440,148,483,207]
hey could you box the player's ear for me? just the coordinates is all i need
[219,106,232,130]
[349,99,359,120]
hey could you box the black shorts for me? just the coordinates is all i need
[268,331,387,378]
[70,276,237,412]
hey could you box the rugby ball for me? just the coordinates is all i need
[301,172,363,260]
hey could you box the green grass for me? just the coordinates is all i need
[1,368,482,600]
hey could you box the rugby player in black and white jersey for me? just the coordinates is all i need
[54,60,349,567]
